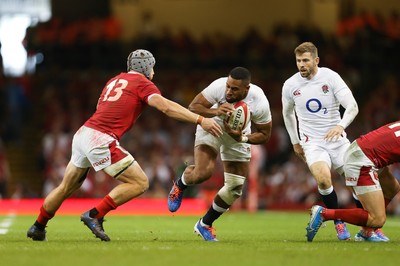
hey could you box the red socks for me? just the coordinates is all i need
[322,208,369,226]
[93,195,118,219]
[37,206,54,226]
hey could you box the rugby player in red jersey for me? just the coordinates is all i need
[27,49,222,241]
[307,121,400,242]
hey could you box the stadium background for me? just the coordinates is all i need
[1,0,400,213]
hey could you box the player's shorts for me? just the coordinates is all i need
[71,126,134,178]
[194,126,251,162]
[301,137,349,175]
[343,140,382,195]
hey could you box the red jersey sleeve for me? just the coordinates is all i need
[84,72,161,139]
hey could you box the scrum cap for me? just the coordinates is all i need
[127,49,156,78]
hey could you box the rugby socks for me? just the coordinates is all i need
[35,205,54,230]
[322,208,369,226]
[318,186,339,209]
[202,202,226,226]
[91,195,118,219]
[176,173,188,190]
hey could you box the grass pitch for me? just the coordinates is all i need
[2,211,400,266]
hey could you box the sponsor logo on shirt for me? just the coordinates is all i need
[293,89,301,96]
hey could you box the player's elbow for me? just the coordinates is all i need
[352,103,359,115]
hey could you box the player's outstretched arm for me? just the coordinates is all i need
[148,94,222,137]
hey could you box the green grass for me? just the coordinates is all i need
[2,211,400,266]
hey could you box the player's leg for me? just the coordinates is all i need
[371,167,400,240]
[80,161,148,242]
[27,162,89,241]
[107,160,149,204]
[194,137,250,241]
[80,136,146,241]
[309,161,350,240]
[379,166,400,205]
[194,161,248,241]
[307,189,386,242]
[168,144,218,212]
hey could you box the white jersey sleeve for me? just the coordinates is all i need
[282,80,300,144]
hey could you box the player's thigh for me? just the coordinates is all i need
[60,162,90,190]
[117,160,148,186]
[223,161,249,177]
[193,144,218,175]
[309,161,332,184]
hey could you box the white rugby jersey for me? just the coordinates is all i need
[202,77,272,135]
[282,67,354,143]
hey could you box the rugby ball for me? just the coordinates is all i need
[227,101,250,131]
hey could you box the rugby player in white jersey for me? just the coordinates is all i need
[282,42,389,241]
[27,49,222,242]
[167,67,272,241]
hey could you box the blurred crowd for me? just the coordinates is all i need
[0,9,400,213]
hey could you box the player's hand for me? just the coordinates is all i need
[223,116,242,141]
[200,117,223,137]
[324,125,344,142]
[293,143,306,162]
[216,103,235,117]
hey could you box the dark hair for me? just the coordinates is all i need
[229,67,251,83]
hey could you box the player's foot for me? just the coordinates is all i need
[80,211,110,241]
[27,224,47,241]
[194,220,218,242]
[168,181,184,212]
[354,229,385,242]
[374,228,389,242]
[334,220,351,241]
[306,205,325,242]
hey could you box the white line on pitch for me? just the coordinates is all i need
[0,212,16,235]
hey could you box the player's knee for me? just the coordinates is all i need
[58,183,78,198]
[369,213,386,228]
[137,175,149,192]
[217,173,245,205]
[316,178,332,189]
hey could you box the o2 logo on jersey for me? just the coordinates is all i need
[306,98,328,114]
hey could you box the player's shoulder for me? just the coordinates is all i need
[282,72,301,91]
[249,83,264,93]
[246,84,269,109]
[118,72,153,83]
[318,67,340,78]
[208,77,228,87]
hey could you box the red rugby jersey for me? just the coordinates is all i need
[84,72,160,140]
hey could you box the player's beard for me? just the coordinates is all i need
[300,68,311,78]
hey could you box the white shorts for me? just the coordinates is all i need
[194,126,251,162]
[301,137,350,175]
[343,141,382,195]
[71,126,134,178]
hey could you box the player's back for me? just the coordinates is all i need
[357,121,400,168]
[85,72,160,139]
